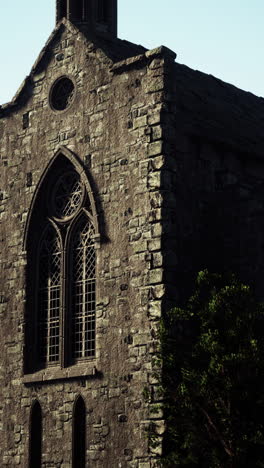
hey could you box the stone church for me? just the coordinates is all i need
[1,0,264,466]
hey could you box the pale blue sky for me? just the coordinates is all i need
[1,1,264,104]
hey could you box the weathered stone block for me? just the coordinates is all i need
[147,171,161,189]
[148,301,162,319]
[147,269,163,284]
[147,141,163,157]
[1,3,263,468]
[133,333,151,346]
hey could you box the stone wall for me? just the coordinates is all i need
[1,15,264,468]
[161,61,264,307]
[0,21,173,468]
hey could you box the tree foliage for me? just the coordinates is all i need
[161,270,264,467]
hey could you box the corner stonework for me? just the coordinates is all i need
[112,45,177,465]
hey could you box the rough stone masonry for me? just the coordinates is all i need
[1,1,264,466]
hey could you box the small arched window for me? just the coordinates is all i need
[29,401,42,468]
[25,151,98,372]
[72,396,86,468]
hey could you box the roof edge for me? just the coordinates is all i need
[0,20,70,115]
[111,45,177,74]
[1,17,127,116]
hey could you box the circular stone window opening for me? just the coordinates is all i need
[50,77,75,111]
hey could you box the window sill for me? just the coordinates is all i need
[23,362,99,385]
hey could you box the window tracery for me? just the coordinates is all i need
[51,171,84,220]
[25,153,98,373]
[50,77,75,111]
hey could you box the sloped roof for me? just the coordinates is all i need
[1,18,264,158]
[79,25,147,62]
[173,62,264,157]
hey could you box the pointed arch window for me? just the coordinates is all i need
[72,396,86,468]
[29,401,42,468]
[25,152,99,373]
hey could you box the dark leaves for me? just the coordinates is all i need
[161,270,264,467]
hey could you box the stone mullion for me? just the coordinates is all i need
[47,275,52,364]
[60,242,67,368]
[82,244,87,358]
[33,257,41,371]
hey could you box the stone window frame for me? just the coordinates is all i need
[23,147,100,383]
[36,208,96,367]
[49,75,77,114]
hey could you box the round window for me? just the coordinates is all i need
[50,77,75,111]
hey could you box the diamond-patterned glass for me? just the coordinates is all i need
[34,165,97,371]
[38,226,61,364]
[71,217,96,359]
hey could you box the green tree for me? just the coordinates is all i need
[161,270,264,467]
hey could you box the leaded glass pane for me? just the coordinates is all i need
[72,217,96,359]
[38,226,61,364]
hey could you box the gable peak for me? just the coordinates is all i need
[56,0,117,38]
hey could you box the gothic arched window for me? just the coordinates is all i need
[25,151,98,373]
[72,395,86,468]
[29,401,42,468]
